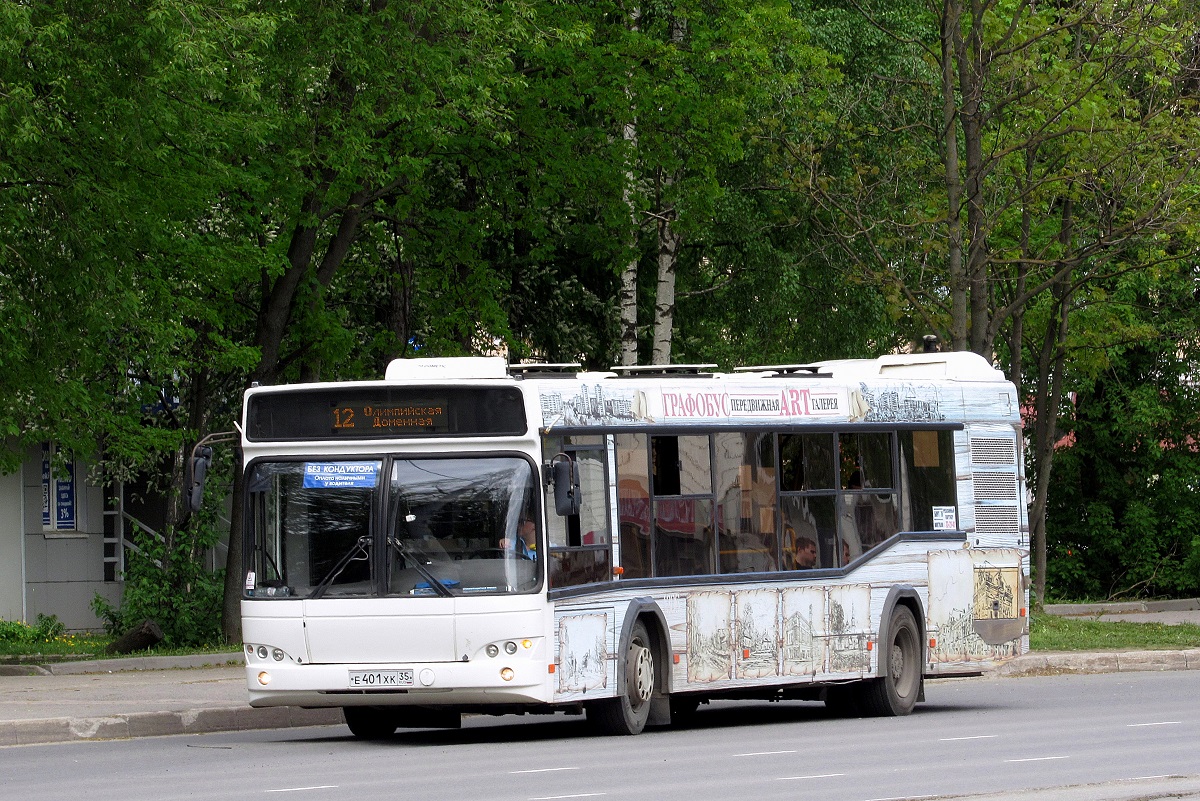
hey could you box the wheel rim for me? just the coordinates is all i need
[628,640,654,707]
[890,625,919,699]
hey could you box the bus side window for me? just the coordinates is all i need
[652,435,715,577]
[544,437,612,587]
[900,430,956,530]
[716,432,778,573]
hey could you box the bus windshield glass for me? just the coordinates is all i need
[245,457,540,599]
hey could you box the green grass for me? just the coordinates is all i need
[1030,613,1200,651]
[0,634,236,662]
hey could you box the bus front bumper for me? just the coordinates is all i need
[244,660,554,708]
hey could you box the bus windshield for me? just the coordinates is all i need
[245,456,540,599]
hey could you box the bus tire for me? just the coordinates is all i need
[861,604,922,717]
[343,706,398,739]
[590,619,655,735]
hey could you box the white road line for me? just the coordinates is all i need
[865,795,935,801]
[1004,756,1069,763]
[1129,775,1173,781]
[734,749,798,757]
[265,787,338,794]
[511,767,581,774]
[529,794,606,801]
[775,773,845,781]
[939,735,998,742]
[1127,721,1181,727]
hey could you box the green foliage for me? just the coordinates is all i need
[2,0,1199,627]
[1045,266,1200,601]
[91,520,225,648]
[0,614,66,644]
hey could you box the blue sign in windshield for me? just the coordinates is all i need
[303,462,379,489]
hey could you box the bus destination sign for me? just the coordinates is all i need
[245,386,527,441]
[331,401,447,434]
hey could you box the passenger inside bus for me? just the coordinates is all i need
[790,533,818,569]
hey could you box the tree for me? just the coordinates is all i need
[1045,265,1200,600]
[800,0,1200,603]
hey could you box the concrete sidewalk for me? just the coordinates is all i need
[0,654,342,747]
[2,601,1197,747]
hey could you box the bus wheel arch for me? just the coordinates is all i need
[589,601,670,735]
[863,590,925,716]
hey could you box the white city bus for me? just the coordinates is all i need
[221,352,1029,737]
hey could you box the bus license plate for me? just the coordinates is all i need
[348,669,414,688]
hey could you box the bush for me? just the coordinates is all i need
[1045,337,1200,601]
[91,518,225,648]
[0,614,67,644]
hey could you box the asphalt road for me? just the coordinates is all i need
[2,670,1198,801]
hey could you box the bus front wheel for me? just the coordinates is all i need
[589,619,655,735]
[861,604,922,717]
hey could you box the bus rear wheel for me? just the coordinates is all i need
[343,706,398,739]
[861,604,922,717]
[590,619,655,735]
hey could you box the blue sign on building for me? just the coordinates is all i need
[42,443,77,531]
[41,444,51,529]
[56,461,76,530]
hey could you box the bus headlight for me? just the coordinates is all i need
[486,644,499,658]
[258,671,271,686]
[500,668,514,681]
[504,641,518,655]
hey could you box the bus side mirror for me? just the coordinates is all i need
[552,455,580,517]
[187,446,213,513]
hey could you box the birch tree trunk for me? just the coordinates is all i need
[617,7,642,367]
[650,181,680,365]
[648,14,687,366]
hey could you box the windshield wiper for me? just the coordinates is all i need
[311,535,371,600]
[388,537,455,598]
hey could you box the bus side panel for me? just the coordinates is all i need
[552,606,617,701]
[926,547,1025,672]
[551,580,884,702]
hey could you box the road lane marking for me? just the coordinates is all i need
[1127,721,1181,727]
[1004,756,1069,763]
[775,773,845,781]
[734,749,798,757]
[529,794,605,800]
[939,735,998,742]
[511,768,581,774]
[866,795,935,801]
[265,787,338,794]
[1129,775,1173,780]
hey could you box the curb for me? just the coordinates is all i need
[0,705,344,747]
[1042,598,1200,616]
[44,652,244,676]
[0,653,244,677]
[994,648,1200,677]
